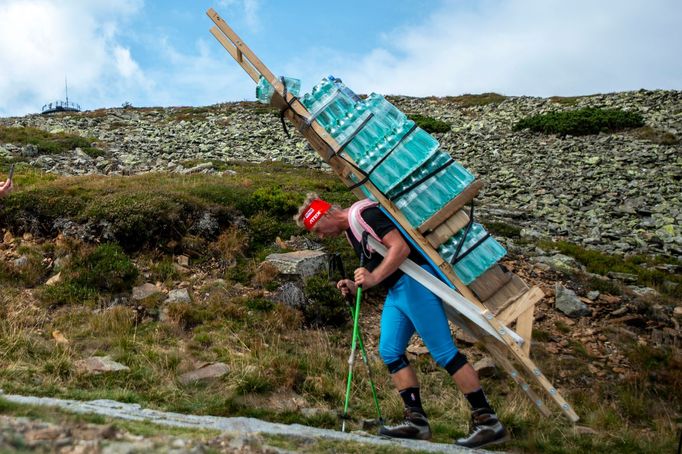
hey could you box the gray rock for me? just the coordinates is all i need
[534,254,581,274]
[75,356,129,375]
[13,255,29,268]
[607,272,638,283]
[555,284,591,318]
[586,290,600,301]
[264,250,328,279]
[178,362,229,385]
[274,282,307,309]
[166,288,191,304]
[132,283,161,301]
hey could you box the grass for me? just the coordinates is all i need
[407,114,451,134]
[633,126,679,145]
[446,93,508,107]
[514,107,645,136]
[0,163,678,453]
[538,240,682,296]
[0,125,102,156]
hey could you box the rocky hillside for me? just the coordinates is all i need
[1,90,680,259]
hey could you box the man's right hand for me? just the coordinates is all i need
[336,279,357,298]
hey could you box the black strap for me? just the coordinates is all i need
[450,201,476,265]
[389,157,456,201]
[348,123,417,191]
[278,76,294,139]
[451,231,491,265]
[328,253,347,281]
[360,231,371,266]
[337,112,374,152]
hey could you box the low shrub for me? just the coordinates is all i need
[407,114,451,134]
[0,125,101,155]
[514,107,644,136]
[302,275,348,328]
[40,243,138,306]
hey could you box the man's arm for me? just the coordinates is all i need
[354,229,410,289]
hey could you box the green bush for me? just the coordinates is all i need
[41,244,138,306]
[407,114,451,134]
[238,187,303,217]
[513,107,644,136]
[302,275,348,328]
[0,125,101,155]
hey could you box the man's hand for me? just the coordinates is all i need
[354,267,379,290]
[0,179,13,198]
[336,279,357,298]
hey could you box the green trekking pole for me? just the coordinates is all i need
[341,234,370,432]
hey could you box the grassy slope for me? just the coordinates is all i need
[0,162,679,453]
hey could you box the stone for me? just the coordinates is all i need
[46,272,62,286]
[607,272,638,283]
[176,255,189,267]
[3,231,13,244]
[264,250,328,279]
[473,356,498,377]
[674,306,682,319]
[628,286,659,298]
[179,362,229,385]
[75,356,130,375]
[274,282,307,309]
[555,284,591,318]
[132,283,161,301]
[586,291,600,301]
[534,254,581,274]
[13,255,29,268]
[166,288,191,304]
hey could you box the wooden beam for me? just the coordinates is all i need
[497,286,544,326]
[516,306,535,355]
[418,180,483,233]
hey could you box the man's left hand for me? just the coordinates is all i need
[354,267,378,289]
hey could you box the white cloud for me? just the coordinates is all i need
[306,0,682,97]
[218,0,261,31]
[0,0,146,116]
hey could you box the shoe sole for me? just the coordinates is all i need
[378,432,432,442]
[471,433,511,449]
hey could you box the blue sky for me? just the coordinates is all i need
[0,0,680,117]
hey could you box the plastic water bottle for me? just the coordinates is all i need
[255,76,275,104]
[371,126,439,193]
[437,223,507,284]
[256,76,300,104]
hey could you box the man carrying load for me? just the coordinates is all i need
[295,193,508,449]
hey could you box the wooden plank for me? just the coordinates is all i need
[516,305,535,355]
[482,274,529,314]
[209,27,259,82]
[469,264,513,302]
[497,286,544,326]
[418,180,483,234]
[425,209,469,248]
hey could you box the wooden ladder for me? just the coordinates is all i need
[207,8,579,423]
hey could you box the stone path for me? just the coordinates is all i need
[0,393,488,453]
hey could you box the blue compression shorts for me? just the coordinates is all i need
[378,264,459,368]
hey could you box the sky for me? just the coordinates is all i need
[0,0,680,117]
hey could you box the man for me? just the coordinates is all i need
[295,194,508,448]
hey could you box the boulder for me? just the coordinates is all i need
[132,283,161,301]
[274,282,307,309]
[179,362,229,385]
[75,356,129,375]
[555,284,591,318]
[166,288,191,304]
[264,250,327,279]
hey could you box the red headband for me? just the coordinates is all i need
[302,199,332,230]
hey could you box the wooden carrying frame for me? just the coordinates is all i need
[207,8,579,423]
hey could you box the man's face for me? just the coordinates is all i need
[312,213,342,239]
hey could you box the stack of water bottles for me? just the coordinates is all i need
[263,75,506,286]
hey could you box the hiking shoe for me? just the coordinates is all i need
[455,408,509,448]
[379,407,431,441]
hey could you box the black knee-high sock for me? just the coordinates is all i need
[400,387,425,415]
[465,388,493,412]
